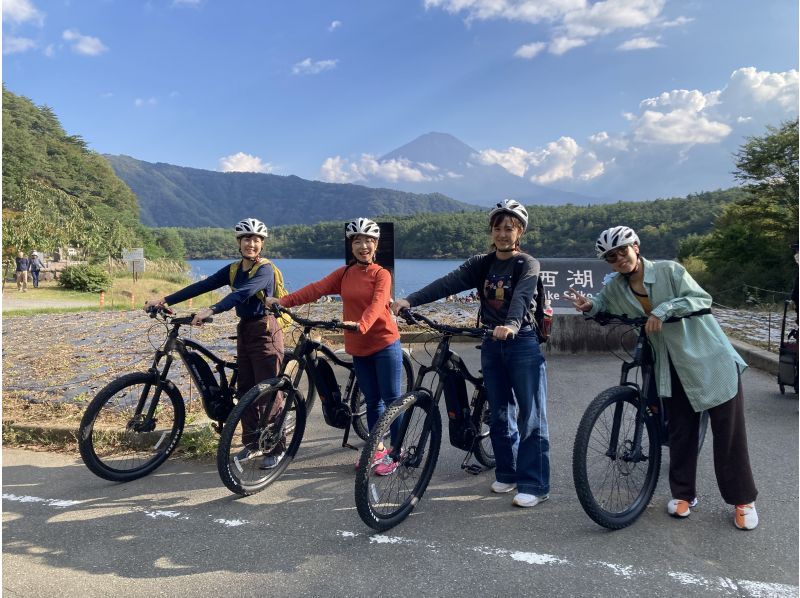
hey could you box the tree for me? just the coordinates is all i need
[683,120,799,304]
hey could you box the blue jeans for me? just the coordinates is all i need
[481,330,549,496]
[352,340,403,440]
[31,270,40,288]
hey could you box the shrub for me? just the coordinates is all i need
[59,264,112,292]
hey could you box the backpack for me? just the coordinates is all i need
[228,259,293,334]
[475,252,551,344]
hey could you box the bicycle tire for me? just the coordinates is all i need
[78,372,185,482]
[283,352,316,412]
[472,389,495,468]
[354,390,441,531]
[216,380,307,496]
[572,386,661,530]
[350,349,415,441]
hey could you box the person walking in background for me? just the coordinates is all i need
[15,251,30,292]
[392,200,550,509]
[569,225,759,530]
[264,218,403,475]
[29,251,45,288]
[144,218,286,469]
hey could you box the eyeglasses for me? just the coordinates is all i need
[604,246,631,263]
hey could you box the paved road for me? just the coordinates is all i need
[3,347,798,597]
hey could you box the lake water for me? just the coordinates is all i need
[188,257,609,310]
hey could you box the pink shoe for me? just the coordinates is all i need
[374,453,400,476]
[354,448,389,470]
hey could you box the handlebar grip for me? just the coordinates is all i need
[342,323,359,332]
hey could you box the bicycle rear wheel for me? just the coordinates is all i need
[354,391,441,531]
[350,349,415,441]
[572,386,661,530]
[216,380,307,496]
[472,388,495,468]
[78,372,185,482]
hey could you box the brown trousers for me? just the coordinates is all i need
[667,360,758,505]
[236,316,284,452]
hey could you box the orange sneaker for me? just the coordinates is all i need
[667,497,698,518]
[734,503,758,530]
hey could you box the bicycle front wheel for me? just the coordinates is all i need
[354,391,441,531]
[350,348,415,441]
[78,372,185,482]
[216,380,307,496]
[572,386,661,530]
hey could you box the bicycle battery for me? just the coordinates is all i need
[443,372,476,451]
[184,351,233,421]
[312,358,351,429]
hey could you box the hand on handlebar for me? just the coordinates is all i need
[144,298,166,313]
[492,325,515,341]
[391,298,410,316]
[264,296,281,308]
[341,320,360,332]
[645,315,663,334]
[191,307,214,327]
[566,287,592,313]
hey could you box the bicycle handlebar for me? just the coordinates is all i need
[146,305,213,325]
[398,308,497,338]
[269,303,358,332]
[591,308,712,327]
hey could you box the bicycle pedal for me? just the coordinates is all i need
[342,442,359,451]
[462,463,482,475]
[211,422,222,434]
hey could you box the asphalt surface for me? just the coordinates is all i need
[3,344,798,598]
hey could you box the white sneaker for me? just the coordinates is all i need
[667,497,698,518]
[490,481,517,494]
[512,493,549,508]
[734,503,758,530]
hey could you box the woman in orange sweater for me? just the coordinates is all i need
[264,218,402,475]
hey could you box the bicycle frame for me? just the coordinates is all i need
[135,316,237,431]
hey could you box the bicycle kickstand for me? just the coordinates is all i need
[461,451,482,475]
[341,426,358,451]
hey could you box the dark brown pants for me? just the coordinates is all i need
[667,360,758,505]
[236,316,284,452]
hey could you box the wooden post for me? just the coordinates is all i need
[130,292,135,309]
[100,291,105,308]
[188,297,193,308]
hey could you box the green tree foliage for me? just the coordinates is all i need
[171,189,742,260]
[2,86,159,264]
[680,120,799,304]
[59,263,112,292]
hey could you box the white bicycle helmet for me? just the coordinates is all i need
[489,199,528,231]
[595,226,640,258]
[345,218,381,239]
[234,218,268,239]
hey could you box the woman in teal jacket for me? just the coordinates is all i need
[570,226,758,530]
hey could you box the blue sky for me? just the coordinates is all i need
[3,0,798,200]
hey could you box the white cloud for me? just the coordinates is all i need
[720,66,799,113]
[134,97,158,108]
[617,36,662,51]
[43,43,54,57]
[426,0,667,55]
[219,152,274,173]
[3,35,36,54]
[548,36,587,55]
[477,146,532,177]
[514,42,546,59]
[292,57,338,75]
[3,0,44,25]
[660,15,692,27]
[477,139,605,183]
[62,29,108,56]
[328,20,342,31]
[320,154,441,184]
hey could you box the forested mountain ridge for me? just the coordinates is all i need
[105,154,476,228]
[172,187,747,260]
[2,87,139,228]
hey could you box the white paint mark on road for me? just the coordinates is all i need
[144,510,181,519]
[2,493,82,508]
[214,518,248,527]
[337,530,798,597]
